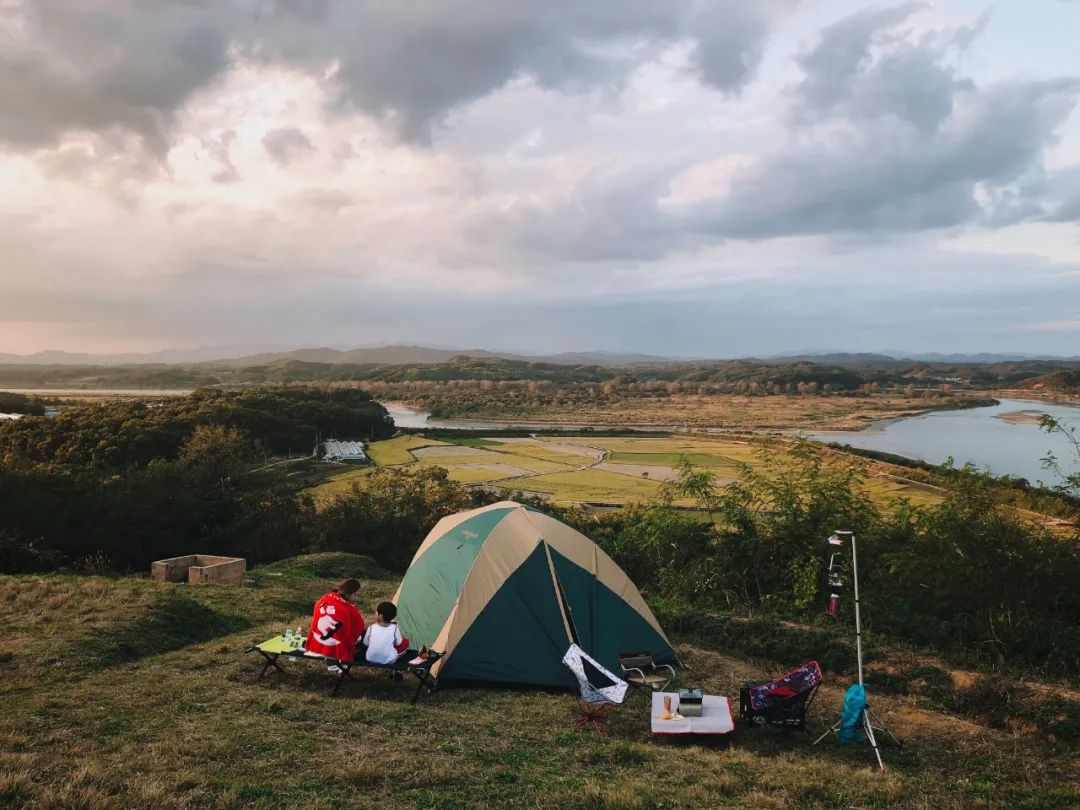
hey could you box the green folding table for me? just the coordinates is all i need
[249,635,441,702]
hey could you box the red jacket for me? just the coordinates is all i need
[306,592,366,662]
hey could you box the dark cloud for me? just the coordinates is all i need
[262,127,314,166]
[0,1,788,150]
[0,4,231,153]
[483,5,1079,258]
[692,77,1080,238]
[792,4,992,135]
[1042,167,1080,222]
[697,5,1079,238]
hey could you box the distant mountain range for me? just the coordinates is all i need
[0,345,679,367]
[0,345,1076,367]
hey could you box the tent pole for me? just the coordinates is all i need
[851,532,863,687]
[814,531,898,770]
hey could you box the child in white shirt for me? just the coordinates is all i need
[362,602,411,665]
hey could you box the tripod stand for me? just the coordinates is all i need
[811,531,900,770]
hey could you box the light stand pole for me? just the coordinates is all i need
[812,531,900,770]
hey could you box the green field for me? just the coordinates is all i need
[366,435,447,466]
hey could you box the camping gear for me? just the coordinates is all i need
[739,660,823,730]
[678,688,704,717]
[563,643,629,733]
[838,684,867,743]
[394,501,679,688]
[619,651,677,703]
[651,692,734,737]
[247,634,442,702]
[812,531,901,770]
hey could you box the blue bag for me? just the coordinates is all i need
[837,684,867,744]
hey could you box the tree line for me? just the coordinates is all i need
[0,387,393,572]
[3,354,1078,392]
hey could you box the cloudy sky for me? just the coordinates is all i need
[2,0,1079,357]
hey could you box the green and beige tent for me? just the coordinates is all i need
[394,501,676,687]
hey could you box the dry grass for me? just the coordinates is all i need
[418,393,959,431]
[0,555,1076,808]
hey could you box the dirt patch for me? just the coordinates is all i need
[412,445,500,459]
[595,462,681,481]
[537,441,605,459]
[458,463,534,478]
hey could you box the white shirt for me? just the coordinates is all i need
[362,622,404,665]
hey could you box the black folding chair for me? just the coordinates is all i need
[619,651,677,705]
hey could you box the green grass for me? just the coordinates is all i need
[437,437,502,448]
[367,436,447,466]
[0,554,1075,808]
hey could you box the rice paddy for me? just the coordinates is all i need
[310,433,946,509]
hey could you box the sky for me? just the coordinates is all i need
[1,0,1080,358]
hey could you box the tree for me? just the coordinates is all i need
[179,424,256,487]
[1039,414,1080,496]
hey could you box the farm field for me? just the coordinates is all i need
[309,433,946,509]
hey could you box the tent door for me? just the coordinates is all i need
[543,540,580,647]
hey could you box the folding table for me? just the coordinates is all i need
[250,635,441,703]
[650,691,735,737]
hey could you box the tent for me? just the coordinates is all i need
[394,501,677,687]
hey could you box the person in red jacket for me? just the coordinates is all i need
[306,578,366,663]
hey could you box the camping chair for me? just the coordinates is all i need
[619,651,677,705]
[562,644,629,733]
[739,660,823,732]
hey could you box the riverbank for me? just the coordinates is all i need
[809,397,1080,485]
[385,393,994,433]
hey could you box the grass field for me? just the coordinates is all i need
[1,553,1074,808]
[366,435,447,466]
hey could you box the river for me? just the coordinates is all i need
[808,398,1080,485]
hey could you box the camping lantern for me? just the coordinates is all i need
[827,552,846,589]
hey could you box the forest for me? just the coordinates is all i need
[0,388,392,572]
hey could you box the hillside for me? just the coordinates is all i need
[1,553,1075,809]
[1022,370,1080,395]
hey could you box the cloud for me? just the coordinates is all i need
[689,78,1080,238]
[0,3,231,153]
[454,5,1079,261]
[1,1,1079,357]
[262,127,313,166]
[1014,318,1080,333]
[0,1,789,151]
[671,7,1080,240]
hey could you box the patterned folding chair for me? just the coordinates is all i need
[739,660,823,731]
[562,644,629,733]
